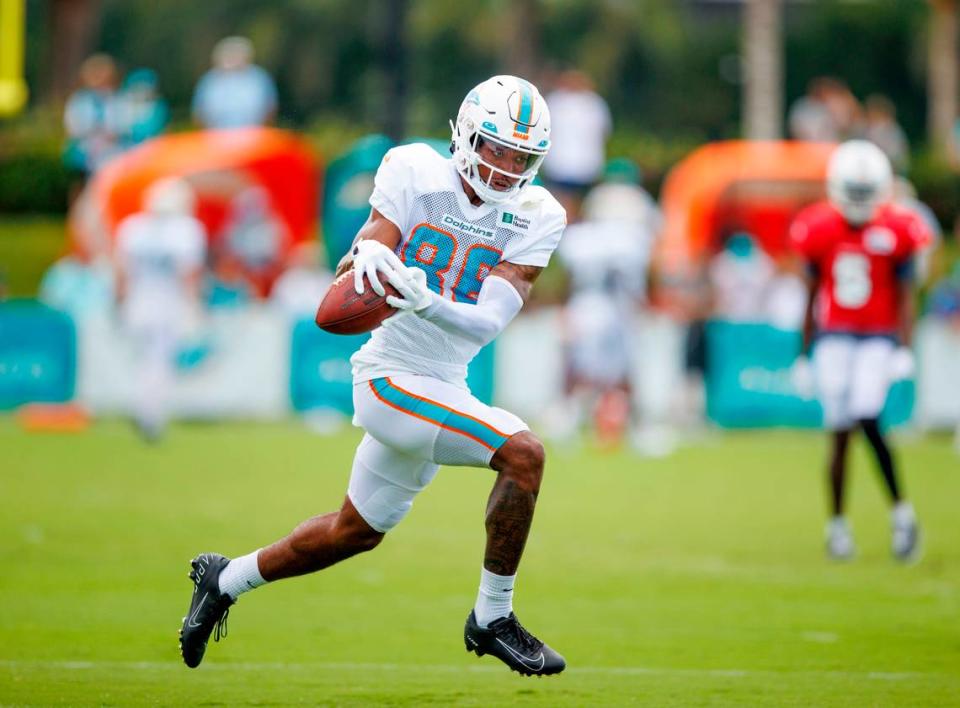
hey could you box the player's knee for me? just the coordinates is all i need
[494,432,545,493]
[335,510,384,554]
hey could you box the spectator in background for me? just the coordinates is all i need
[116,68,168,148]
[221,185,289,297]
[192,37,278,130]
[864,94,909,174]
[115,177,207,441]
[924,260,960,455]
[821,80,863,140]
[708,233,775,322]
[63,54,123,199]
[541,69,612,222]
[764,260,808,332]
[269,241,333,319]
[788,77,862,143]
[926,261,960,331]
[788,77,839,142]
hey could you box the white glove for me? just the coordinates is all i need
[790,355,815,398]
[386,267,434,312]
[889,346,915,380]
[351,240,412,298]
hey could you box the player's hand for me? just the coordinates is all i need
[352,240,408,297]
[889,346,915,380]
[386,267,434,313]
[790,355,815,398]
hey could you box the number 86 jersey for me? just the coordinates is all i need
[789,201,932,337]
[351,143,567,385]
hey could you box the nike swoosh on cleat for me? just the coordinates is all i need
[187,593,208,628]
[495,638,545,672]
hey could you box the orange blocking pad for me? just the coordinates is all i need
[71,128,321,271]
[656,140,837,275]
[17,403,92,432]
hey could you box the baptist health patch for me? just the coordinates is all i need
[501,211,531,231]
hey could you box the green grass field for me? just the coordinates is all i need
[1,421,958,706]
[0,217,66,298]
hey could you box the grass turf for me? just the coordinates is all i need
[1,421,958,706]
[0,217,66,298]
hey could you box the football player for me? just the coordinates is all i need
[179,76,568,676]
[553,160,661,446]
[115,177,206,442]
[790,140,931,562]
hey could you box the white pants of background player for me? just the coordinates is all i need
[813,334,896,431]
[348,374,527,532]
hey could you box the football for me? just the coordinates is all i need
[314,269,400,335]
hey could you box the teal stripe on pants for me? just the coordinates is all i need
[371,378,508,450]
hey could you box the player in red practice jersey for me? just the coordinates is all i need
[790,140,931,562]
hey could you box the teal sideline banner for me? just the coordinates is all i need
[290,319,496,414]
[0,300,76,409]
[705,320,913,429]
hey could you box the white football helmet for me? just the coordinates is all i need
[827,140,893,225]
[450,75,551,205]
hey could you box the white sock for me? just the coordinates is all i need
[828,515,848,531]
[892,501,915,526]
[218,550,267,600]
[474,567,515,628]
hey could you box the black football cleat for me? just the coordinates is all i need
[464,610,566,676]
[179,553,235,668]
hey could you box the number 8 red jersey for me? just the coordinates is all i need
[789,201,932,336]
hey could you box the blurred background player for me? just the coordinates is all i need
[191,36,278,130]
[541,69,612,222]
[179,75,568,677]
[114,177,206,441]
[790,140,931,562]
[551,158,660,447]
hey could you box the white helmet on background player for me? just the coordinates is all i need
[450,75,551,205]
[826,140,893,225]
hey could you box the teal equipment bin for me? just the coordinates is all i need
[321,134,394,269]
[705,320,912,428]
[0,300,76,409]
[290,319,496,414]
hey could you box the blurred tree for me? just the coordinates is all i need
[44,0,102,104]
[927,0,957,152]
[13,0,945,155]
[742,0,783,140]
[783,0,927,140]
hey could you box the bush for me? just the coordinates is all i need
[0,110,70,214]
[0,152,70,214]
[908,151,960,234]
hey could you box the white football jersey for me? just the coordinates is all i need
[116,212,206,327]
[351,143,566,385]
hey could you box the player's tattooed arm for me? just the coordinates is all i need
[335,208,403,277]
[488,261,543,304]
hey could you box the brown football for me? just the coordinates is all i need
[314,269,400,335]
